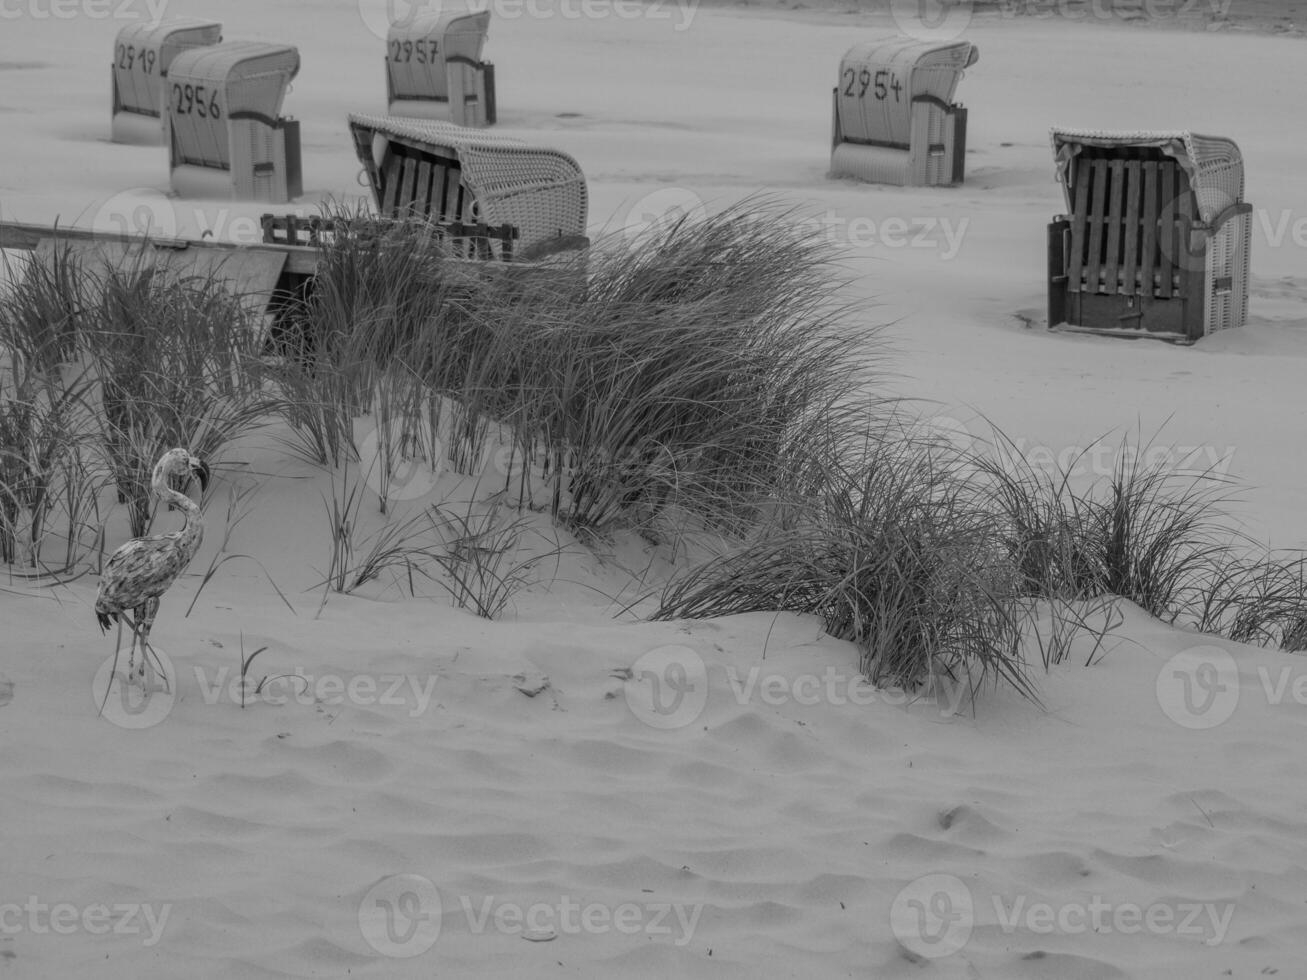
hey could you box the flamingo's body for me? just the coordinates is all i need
[95,448,209,685]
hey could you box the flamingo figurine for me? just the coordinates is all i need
[95,447,209,691]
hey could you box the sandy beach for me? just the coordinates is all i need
[2,0,1307,977]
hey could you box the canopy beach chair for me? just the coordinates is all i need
[166,40,302,203]
[1047,128,1252,343]
[830,37,977,187]
[386,4,496,128]
[345,112,588,259]
[111,18,223,145]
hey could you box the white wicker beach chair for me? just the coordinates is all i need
[166,40,302,203]
[830,37,977,187]
[347,113,587,257]
[111,19,223,145]
[1048,128,1252,342]
[386,4,495,127]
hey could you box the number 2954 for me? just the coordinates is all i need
[841,68,904,102]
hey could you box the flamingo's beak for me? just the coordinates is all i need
[191,459,210,494]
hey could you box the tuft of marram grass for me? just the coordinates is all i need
[654,423,1039,703]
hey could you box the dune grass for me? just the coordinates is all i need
[3,202,1305,706]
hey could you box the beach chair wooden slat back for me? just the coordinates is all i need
[1121,160,1141,294]
[348,113,587,256]
[1049,128,1252,341]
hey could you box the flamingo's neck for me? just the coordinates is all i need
[154,477,204,554]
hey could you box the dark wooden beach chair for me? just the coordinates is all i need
[1047,129,1252,343]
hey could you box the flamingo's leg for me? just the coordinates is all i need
[138,596,167,692]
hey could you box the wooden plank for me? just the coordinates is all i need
[380,152,403,218]
[430,162,452,223]
[1141,161,1159,296]
[1067,156,1091,292]
[1122,160,1141,295]
[1156,161,1175,299]
[444,164,463,225]
[1085,159,1108,293]
[1104,159,1124,294]
[1174,168,1200,336]
[399,156,419,217]
[414,159,434,218]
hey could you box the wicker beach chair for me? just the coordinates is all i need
[166,40,302,203]
[1047,128,1252,342]
[830,37,977,187]
[347,113,587,259]
[111,18,222,145]
[386,5,495,128]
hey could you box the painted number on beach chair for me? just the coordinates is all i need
[842,68,903,102]
[171,83,222,120]
[389,39,440,64]
[116,43,157,76]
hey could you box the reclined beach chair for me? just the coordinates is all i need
[386,4,496,128]
[1047,128,1252,342]
[167,40,302,203]
[111,18,222,145]
[344,113,588,260]
[830,37,977,187]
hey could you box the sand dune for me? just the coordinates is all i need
[3,1,1307,977]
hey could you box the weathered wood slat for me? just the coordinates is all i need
[1122,160,1141,295]
[1067,156,1091,292]
[1105,159,1124,294]
[1085,159,1108,293]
